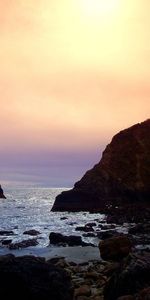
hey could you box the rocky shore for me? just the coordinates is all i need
[0,233,149,300]
[0,213,150,299]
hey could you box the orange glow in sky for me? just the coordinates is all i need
[0,0,150,185]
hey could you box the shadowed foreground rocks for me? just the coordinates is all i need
[104,252,150,300]
[0,254,73,300]
[0,185,6,199]
[52,120,150,213]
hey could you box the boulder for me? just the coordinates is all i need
[0,254,73,300]
[0,185,6,199]
[49,232,86,246]
[9,238,38,249]
[99,235,132,261]
[104,253,150,300]
[52,120,150,212]
[0,230,14,236]
[23,229,41,236]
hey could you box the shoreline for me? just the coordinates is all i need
[0,245,100,264]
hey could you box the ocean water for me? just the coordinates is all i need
[0,187,108,250]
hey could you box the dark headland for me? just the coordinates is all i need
[52,119,150,217]
[0,185,6,199]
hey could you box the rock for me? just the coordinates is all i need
[23,229,41,236]
[0,185,6,199]
[0,254,73,299]
[138,287,150,300]
[99,235,132,261]
[104,253,150,300]
[2,239,12,245]
[83,233,97,237]
[51,120,150,212]
[85,223,97,227]
[74,285,91,297]
[97,230,119,240]
[49,232,86,246]
[75,226,94,232]
[99,224,116,230]
[9,238,38,249]
[128,224,150,235]
[103,262,120,276]
[0,230,14,236]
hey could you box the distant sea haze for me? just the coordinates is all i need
[0,148,102,188]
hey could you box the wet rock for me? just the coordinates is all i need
[60,217,68,220]
[23,229,41,236]
[99,235,132,261]
[75,226,94,232]
[98,224,116,230]
[0,254,73,300]
[2,239,12,245]
[128,223,150,235]
[97,230,119,240]
[0,230,14,236]
[49,232,86,246]
[83,233,97,238]
[9,238,38,249]
[85,223,97,227]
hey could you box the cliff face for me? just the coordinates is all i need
[52,120,150,212]
[0,185,6,199]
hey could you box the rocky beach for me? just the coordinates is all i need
[0,120,150,299]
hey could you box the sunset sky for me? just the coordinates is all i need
[0,0,150,187]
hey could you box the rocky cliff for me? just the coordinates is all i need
[0,185,6,199]
[52,120,150,211]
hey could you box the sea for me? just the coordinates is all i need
[0,187,128,255]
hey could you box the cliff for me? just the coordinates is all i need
[52,120,150,212]
[0,185,6,199]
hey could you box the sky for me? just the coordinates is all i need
[0,0,150,187]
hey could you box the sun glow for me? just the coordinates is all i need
[80,0,120,17]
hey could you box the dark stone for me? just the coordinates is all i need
[9,238,38,249]
[138,287,150,300]
[97,230,119,240]
[0,185,6,199]
[99,224,116,230]
[52,120,150,213]
[82,233,97,237]
[75,226,94,232]
[0,254,73,300]
[104,253,150,300]
[2,239,12,245]
[23,229,41,236]
[85,222,97,227]
[0,230,14,236]
[99,235,132,261]
[128,223,150,235]
[49,232,84,246]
